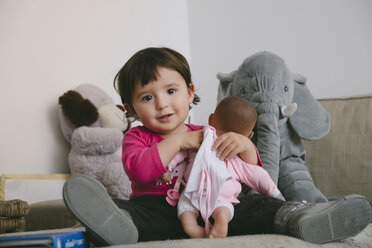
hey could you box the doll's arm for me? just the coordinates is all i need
[237,139,259,165]
[233,160,281,198]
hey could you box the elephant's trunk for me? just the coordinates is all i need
[254,102,280,185]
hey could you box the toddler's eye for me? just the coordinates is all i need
[284,85,289,92]
[142,95,152,102]
[167,88,176,94]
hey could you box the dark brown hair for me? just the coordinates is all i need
[113,47,200,115]
[214,96,257,135]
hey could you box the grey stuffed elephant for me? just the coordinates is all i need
[217,51,329,203]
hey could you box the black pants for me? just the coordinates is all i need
[113,192,284,242]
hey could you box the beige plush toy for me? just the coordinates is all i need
[58,84,132,200]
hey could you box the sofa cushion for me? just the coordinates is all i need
[25,199,80,231]
[303,94,372,201]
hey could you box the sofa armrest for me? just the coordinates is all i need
[303,94,372,201]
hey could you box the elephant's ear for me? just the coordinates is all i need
[216,71,236,103]
[289,73,330,141]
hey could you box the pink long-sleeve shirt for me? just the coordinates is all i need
[122,124,204,199]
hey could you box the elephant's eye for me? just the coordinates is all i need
[284,85,289,92]
[240,88,246,96]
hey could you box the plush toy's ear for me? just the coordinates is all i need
[216,71,236,103]
[289,74,330,141]
[291,72,307,84]
[58,90,99,127]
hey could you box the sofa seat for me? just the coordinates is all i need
[111,224,372,248]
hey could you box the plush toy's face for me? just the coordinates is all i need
[58,84,130,142]
[231,52,295,112]
[98,104,129,132]
[217,51,298,119]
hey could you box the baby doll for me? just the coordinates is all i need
[165,96,283,238]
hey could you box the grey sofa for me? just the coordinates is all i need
[25,94,372,247]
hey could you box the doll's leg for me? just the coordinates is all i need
[178,193,205,238]
[208,202,233,238]
[63,174,138,246]
[179,211,205,238]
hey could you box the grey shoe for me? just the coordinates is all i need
[274,194,372,244]
[63,174,138,246]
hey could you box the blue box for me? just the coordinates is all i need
[0,228,87,248]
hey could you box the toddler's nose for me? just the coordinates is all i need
[156,97,169,109]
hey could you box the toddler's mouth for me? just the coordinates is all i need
[159,113,173,121]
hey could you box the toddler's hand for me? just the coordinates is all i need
[156,171,172,186]
[212,132,250,161]
[156,129,203,168]
[179,129,203,151]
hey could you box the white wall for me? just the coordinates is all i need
[188,0,372,125]
[0,0,190,174]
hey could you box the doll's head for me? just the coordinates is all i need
[209,96,257,139]
[113,47,200,119]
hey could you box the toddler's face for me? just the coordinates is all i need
[125,67,194,137]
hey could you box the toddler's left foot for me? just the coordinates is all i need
[274,194,372,244]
